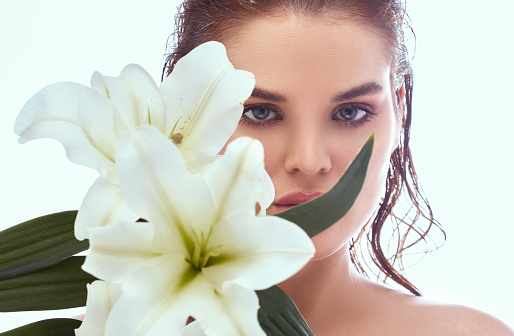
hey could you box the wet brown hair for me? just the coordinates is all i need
[162,0,444,296]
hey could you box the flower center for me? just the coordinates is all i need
[171,133,183,144]
[185,228,222,270]
[169,117,185,145]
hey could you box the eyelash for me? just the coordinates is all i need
[239,104,282,128]
[332,104,377,128]
[239,104,377,128]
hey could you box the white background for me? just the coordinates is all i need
[0,0,512,332]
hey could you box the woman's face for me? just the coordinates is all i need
[223,14,401,260]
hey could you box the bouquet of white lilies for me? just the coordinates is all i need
[0,42,372,335]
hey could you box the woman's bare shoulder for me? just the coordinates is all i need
[398,296,514,335]
[336,280,513,335]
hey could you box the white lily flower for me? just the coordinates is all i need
[14,41,256,240]
[82,126,315,336]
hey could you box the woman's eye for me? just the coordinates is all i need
[243,106,278,122]
[334,106,368,122]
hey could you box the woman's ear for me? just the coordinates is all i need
[396,83,406,110]
[393,82,406,150]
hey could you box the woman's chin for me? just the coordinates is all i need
[309,217,358,261]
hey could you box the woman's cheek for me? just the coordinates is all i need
[309,124,397,260]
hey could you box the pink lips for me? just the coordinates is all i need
[273,190,324,212]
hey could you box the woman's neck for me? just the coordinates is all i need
[278,244,401,334]
[278,245,361,323]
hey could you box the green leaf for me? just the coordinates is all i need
[0,318,81,336]
[275,134,374,238]
[0,256,96,312]
[257,286,314,336]
[0,211,88,281]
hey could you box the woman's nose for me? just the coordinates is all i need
[284,127,332,175]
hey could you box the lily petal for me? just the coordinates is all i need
[92,64,168,132]
[105,270,260,336]
[74,177,137,240]
[193,283,265,336]
[91,71,138,128]
[204,213,315,291]
[159,41,255,172]
[75,280,121,336]
[83,221,162,282]
[104,259,201,336]
[256,169,275,215]
[182,321,207,336]
[115,125,217,250]
[205,137,273,216]
[14,82,127,179]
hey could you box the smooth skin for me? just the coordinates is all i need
[223,14,514,335]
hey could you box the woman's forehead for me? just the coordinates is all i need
[223,15,393,96]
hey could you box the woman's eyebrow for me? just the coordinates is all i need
[250,82,383,103]
[331,82,384,102]
[250,87,287,103]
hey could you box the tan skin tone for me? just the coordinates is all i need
[222,14,514,336]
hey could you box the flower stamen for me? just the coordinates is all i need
[185,228,222,270]
[169,118,184,144]
[172,133,183,144]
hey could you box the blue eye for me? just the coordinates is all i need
[243,106,278,122]
[334,106,368,122]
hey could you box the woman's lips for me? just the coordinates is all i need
[273,190,324,212]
